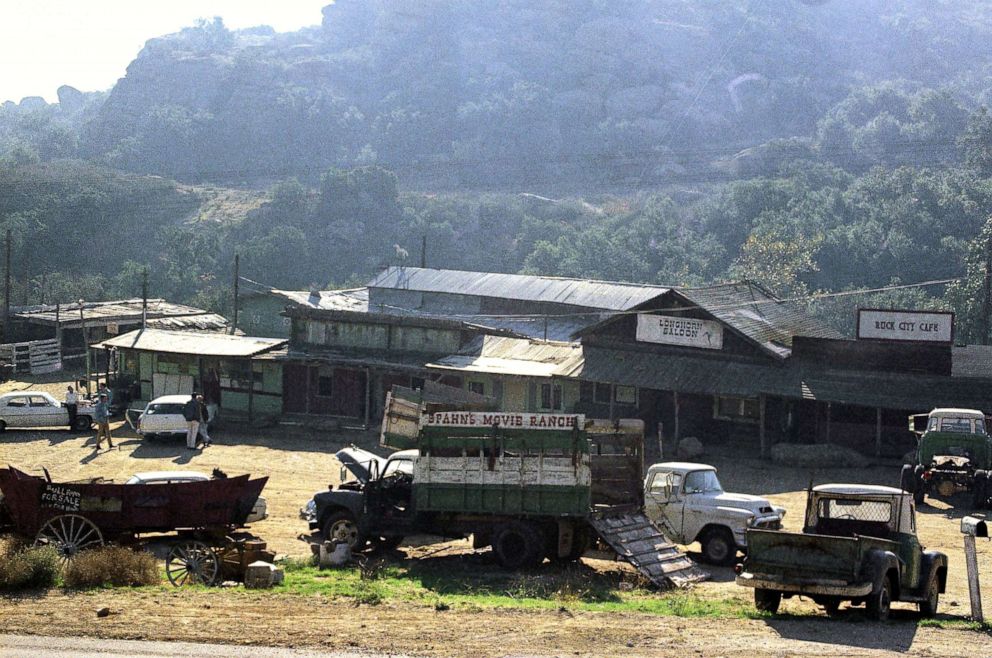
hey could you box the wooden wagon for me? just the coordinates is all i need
[0,466,271,585]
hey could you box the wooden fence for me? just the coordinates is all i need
[0,338,62,374]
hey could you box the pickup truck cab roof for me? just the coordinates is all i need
[813,484,905,496]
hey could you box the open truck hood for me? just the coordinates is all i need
[335,447,388,485]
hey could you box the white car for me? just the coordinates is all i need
[125,471,268,523]
[134,395,193,439]
[0,391,94,432]
[644,462,785,566]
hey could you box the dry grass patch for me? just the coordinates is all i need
[64,546,160,589]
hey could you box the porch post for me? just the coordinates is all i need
[673,390,680,443]
[759,394,767,459]
[825,402,832,443]
[875,407,883,458]
[608,383,615,421]
[364,366,371,430]
[247,357,254,425]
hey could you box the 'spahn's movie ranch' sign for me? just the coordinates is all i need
[857,309,954,344]
[636,314,724,350]
[423,412,585,429]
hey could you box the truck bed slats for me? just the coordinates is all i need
[589,512,708,588]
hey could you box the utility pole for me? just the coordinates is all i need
[983,233,992,345]
[231,254,240,335]
[79,299,90,397]
[3,229,10,342]
[141,268,148,330]
[420,234,427,268]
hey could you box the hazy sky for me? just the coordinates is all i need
[0,1,330,104]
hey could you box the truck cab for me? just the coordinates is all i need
[904,408,992,507]
[736,484,947,620]
[644,462,784,565]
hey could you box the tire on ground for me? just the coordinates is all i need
[900,464,917,494]
[973,471,988,510]
[866,575,892,621]
[321,510,365,551]
[754,588,781,613]
[492,520,546,569]
[700,526,737,566]
[918,569,940,618]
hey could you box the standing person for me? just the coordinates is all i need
[64,386,78,430]
[93,393,113,449]
[196,394,212,447]
[183,393,200,450]
[97,382,113,411]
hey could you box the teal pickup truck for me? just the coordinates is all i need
[902,408,992,507]
[736,484,946,620]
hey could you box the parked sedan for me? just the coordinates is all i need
[125,470,268,523]
[0,391,93,432]
[134,395,192,440]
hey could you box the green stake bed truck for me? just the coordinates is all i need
[735,484,946,620]
[302,392,706,586]
[902,408,992,507]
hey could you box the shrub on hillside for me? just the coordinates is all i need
[64,546,159,588]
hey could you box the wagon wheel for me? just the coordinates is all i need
[33,514,104,566]
[166,540,220,586]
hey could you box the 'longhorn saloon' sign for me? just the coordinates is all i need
[636,314,724,350]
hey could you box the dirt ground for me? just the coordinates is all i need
[1,373,990,656]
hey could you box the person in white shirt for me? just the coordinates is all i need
[64,386,78,429]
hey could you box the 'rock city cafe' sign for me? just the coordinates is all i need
[635,314,724,350]
[857,309,954,344]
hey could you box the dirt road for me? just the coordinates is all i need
[0,375,989,656]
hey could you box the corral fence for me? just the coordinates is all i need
[0,338,62,374]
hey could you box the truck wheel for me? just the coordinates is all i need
[973,471,988,510]
[900,465,917,494]
[548,524,590,562]
[918,571,940,618]
[754,588,781,613]
[700,527,736,566]
[492,521,544,569]
[322,511,365,551]
[866,576,892,621]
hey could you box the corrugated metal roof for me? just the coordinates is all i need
[799,367,992,411]
[672,282,842,359]
[579,346,795,398]
[270,288,369,312]
[427,336,584,378]
[146,313,233,332]
[93,329,286,357]
[368,267,668,311]
[12,299,225,328]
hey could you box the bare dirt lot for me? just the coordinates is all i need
[0,374,989,656]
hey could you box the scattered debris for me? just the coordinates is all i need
[95,607,110,618]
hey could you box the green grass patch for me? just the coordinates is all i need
[919,617,992,633]
[275,554,753,617]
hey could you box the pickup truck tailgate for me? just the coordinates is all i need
[745,529,865,582]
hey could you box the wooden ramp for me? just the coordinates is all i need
[589,512,708,588]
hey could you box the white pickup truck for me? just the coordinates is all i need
[644,462,785,565]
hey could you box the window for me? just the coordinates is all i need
[594,382,611,404]
[540,383,563,410]
[714,396,760,422]
[30,396,52,407]
[468,381,485,396]
[5,397,26,407]
[317,376,333,397]
[615,385,637,405]
[684,470,724,494]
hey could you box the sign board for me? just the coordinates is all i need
[857,309,954,344]
[422,411,585,430]
[107,322,119,335]
[636,314,723,350]
[40,483,81,512]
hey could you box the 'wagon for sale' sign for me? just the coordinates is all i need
[857,309,954,344]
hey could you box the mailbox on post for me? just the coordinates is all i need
[962,515,987,621]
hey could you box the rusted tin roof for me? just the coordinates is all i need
[12,299,226,330]
[93,329,286,357]
[368,267,668,311]
[270,288,369,312]
[427,336,585,378]
[675,282,842,357]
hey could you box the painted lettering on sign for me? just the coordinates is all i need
[857,309,954,344]
[635,314,724,350]
[423,412,585,429]
[40,484,81,512]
